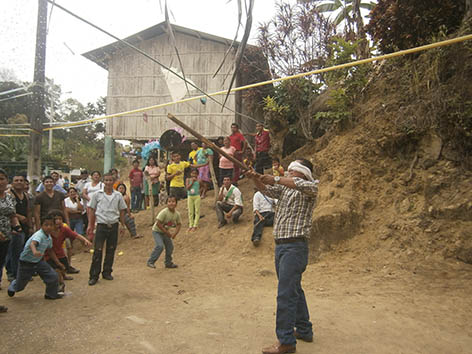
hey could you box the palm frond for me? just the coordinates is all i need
[213,0,243,79]
[164,0,190,97]
[359,2,375,10]
[221,0,254,110]
[316,3,340,13]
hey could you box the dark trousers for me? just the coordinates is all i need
[216,201,242,224]
[232,154,243,185]
[219,168,233,186]
[89,223,118,280]
[255,151,272,174]
[130,186,142,210]
[169,187,186,200]
[0,240,10,283]
[6,232,25,279]
[9,260,59,298]
[275,241,312,346]
[251,211,274,241]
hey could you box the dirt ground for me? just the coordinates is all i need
[1,179,471,354]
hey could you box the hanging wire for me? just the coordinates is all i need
[0,86,28,97]
[0,92,33,102]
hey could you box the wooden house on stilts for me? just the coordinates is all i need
[82,22,269,171]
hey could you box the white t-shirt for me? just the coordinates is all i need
[84,181,104,208]
[253,191,275,213]
[64,197,84,215]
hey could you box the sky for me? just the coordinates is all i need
[0,0,283,104]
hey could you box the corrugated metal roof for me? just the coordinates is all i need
[82,22,242,70]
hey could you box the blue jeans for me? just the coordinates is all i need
[6,232,25,279]
[131,186,142,210]
[275,241,312,346]
[70,218,84,235]
[9,259,59,298]
[148,231,173,266]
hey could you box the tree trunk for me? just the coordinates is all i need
[352,0,369,59]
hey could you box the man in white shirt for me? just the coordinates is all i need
[251,189,276,246]
[87,173,127,286]
[216,176,243,228]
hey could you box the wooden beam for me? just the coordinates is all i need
[167,113,248,171]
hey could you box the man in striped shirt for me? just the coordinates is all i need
[247,158,319,354]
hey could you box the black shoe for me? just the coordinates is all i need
[88,278,98,286]
[165,263,178,269]
[294,330,313,343]
[7,289,15,297]
[252,238,261,246]
[217,221,227,229]
[44,294,63,300]
[102,274,114,280]
[67,266,80,274]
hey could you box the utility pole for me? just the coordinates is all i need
[27,0,48,188]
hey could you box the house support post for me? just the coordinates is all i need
[104,135,115,173]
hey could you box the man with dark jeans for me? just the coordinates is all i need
[247,159,319,354]
[87,173,127,286]
[6,175,32,281]
[229,123,247,185]
[216,176,243,228]
[129,159,144,212]
[253,122,272,174]
[251,190,275,246]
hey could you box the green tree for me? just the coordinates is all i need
[366,0,466,53]
[315,0,376,58]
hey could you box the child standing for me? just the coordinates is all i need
[8,215,64,300]
[147,196,181,269]
[186,169,201,232]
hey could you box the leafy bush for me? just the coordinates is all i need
[366,0,466,53]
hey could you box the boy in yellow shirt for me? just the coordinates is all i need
[166,152,190,200]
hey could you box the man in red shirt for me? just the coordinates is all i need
[229,123,247,185]
[254,122,271,174]
[128,159,144,212]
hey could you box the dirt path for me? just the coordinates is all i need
[2,180,471,354]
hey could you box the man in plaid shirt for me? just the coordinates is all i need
[247,158,319,354]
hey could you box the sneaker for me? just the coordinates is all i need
[64,275,74,281]
[88,278,98,286]
[252,238,261,247]
[165,263,178,269]
[217,221,227,229]
[147,262,156,269]
[44,294,63,300]
[102,274,114,281]
[67,266,80,274]
[7,289,15,297]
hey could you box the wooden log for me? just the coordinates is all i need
[208,157,218,205]
[167,113,248,171]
